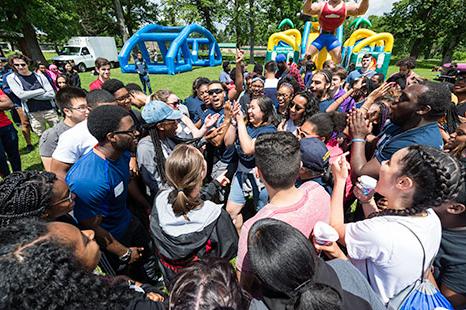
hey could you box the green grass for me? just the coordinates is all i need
[13,62,440,172]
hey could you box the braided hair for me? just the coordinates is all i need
[0,171,57,227]
[369,145,465,218]
[0,219,143,309]
[148,125,167,184]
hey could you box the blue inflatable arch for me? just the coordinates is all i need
[118,24,222,75]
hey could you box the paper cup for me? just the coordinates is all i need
[314,221,339,246]
[359,175,377,196]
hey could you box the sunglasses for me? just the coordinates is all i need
[167,99,181,106]
[13,63,27,67]
[208,88,223,95]
[51,190,73,206]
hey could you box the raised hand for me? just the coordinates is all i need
[204,113,220,128]
[349,108,372,139]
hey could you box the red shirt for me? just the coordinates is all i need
[0,90,12,128]
[89,78,104,91]
[319,1,347,32]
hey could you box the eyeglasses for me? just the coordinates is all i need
[51,190,73,206]
[69,106,89,112]
[208,88,223,95]
[13,63,27,68]
[112,128,139,137]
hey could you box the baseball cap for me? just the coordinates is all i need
[300,137,330,172]
[141,100,183,124]
[275,54,286,63]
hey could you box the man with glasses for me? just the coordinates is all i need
[89,57,111,91]
[51,89,117,179]
[67,105,157,283]
[40,87,88,171]
[6,54,59,137]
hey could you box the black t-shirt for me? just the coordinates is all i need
[434,228,466,294]
[17,73,53,112]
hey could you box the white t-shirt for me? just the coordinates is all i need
[52,120,97,164]
[264,78,278,89]
[345,209,441,304]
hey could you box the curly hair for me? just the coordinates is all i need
[292,91,320,125]
[169,257,250,309]
[0,219,142,310]
[369,145,465,218]
[304,112,347,142]
[0,171,57,227]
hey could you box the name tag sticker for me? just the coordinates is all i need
[114,181,124,197]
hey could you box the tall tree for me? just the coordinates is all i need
[249,0,255,63]
[113,0,130,42]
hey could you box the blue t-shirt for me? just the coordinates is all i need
[374,122,443,162]
[66,150,132,240]
[183,96,204,123]
[319,98,336,112]
[201,107,225,127]
[237,124,276,169]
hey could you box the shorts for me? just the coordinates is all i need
[228,171,268,210]
[311,33,341,52]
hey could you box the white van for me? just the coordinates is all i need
[53,37,118,72]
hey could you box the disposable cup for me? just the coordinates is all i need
[314,221,339,246]
[359,175,377,196]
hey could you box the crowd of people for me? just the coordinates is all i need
[0,46,465,310]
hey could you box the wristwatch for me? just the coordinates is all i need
[119,248,132,263]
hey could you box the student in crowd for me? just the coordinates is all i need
[349,81,450,179]
[434,168,466,309]
[275,54,304,90]
[275,82,295,120]
[0,89,20,176]
[224,97,277,229]
[135,52,152,95]
[236,132,330,291]
[40,87,88,171]
[56,74,69,90]
[66,105,157,282]
[126,83,149,109]
[263,61,279,107]
[395,57,422,87]
[310,70,335,112]
[89,57,111,90]
[278,91,319,135]
[64,61,81,88]
[220,61,233,84]
[183,77,210,126]
[304,60,316,89]
[445,122,466,159]
[6,54,60,137]
[0,171,75,227]
[298,137,333,194]
[326,145,463,304]
[137,100,183,200]
[169,257,250,309]
[51,89,117,179]
[247,218,382,310]
[0,219,164,310]
[35,61,55,89]
[150,144,238,284]
[239,76,265,113]
[346,54,376,85]
[371,72,385,89]
[47,64,61,90]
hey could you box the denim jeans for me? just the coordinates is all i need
[139,74,152,94]
[0,124,21,176]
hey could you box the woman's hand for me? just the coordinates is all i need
[204,113,220,128]
[331,154,350,184]
[348,108,372,139]
[232,102,244,123]
[277,119,286,132]
[366,82,394,103]
[353,178,376,203]
[313,238,348,260]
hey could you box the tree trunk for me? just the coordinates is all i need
[409,37,423,59]
[196,0,215,35]
[113,0,129,42]
[17,21,47,63]
[248,0,255,64]
[441,33,461,64]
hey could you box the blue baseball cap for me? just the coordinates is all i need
[141,100,183,124]
[275,54,286,63]
[300,137,330,172]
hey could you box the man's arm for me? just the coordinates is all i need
[6,74,45,100]
[0,92,14,110]
[346,0,369,16]
[303,0,323,16]
[34,73,55,100]
[50,159,72,179]
[228,50,244,101]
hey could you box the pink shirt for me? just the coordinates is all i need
[236,181,330,273]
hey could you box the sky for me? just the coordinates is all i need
[364,0,399,17]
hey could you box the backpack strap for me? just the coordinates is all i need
[394,221,426,282]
